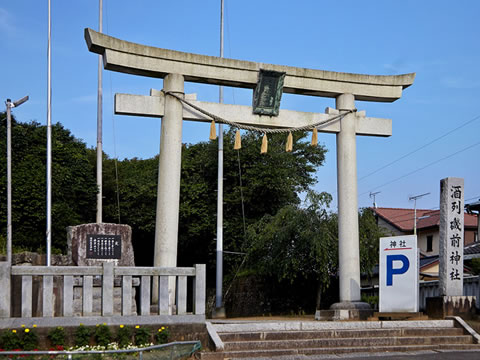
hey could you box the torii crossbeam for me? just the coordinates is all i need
[85,28,414,318]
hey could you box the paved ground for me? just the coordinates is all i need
[239,350,480,360]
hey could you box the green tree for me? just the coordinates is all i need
[244,193,384,310]
[100,154,158,265]
[0,113,97,253]
[178,129,326,276]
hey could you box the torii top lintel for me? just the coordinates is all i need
[85,29,415,103]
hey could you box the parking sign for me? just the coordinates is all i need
[379,235,418,312]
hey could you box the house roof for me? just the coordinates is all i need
[420,255,439,270]
[466,200,480,212]
[464,242,480,259]
[372,207,478,232]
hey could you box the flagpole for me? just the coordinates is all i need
[96,0,103,223]
[46,0,52,266]
[215,0,225,316]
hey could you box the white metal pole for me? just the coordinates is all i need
[46,0,52,266]
[6,100,12,265]
[413,200,417,235]
[215,0,225,312]
[5,96,28,265]
[96,0,103,223]
[409,192,429,236]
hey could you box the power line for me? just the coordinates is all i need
[360,139,480,196]
[359,113,480,181]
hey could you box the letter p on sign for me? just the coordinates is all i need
[386,254,410,286]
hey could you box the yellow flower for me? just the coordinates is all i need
[96,324,100,327]
[79,323,83,326]
[103,322,107,326]
[161,326,165,330]
[25,329,30,333]
[158,329,162,332]
[33,324,37,328]
[21,325,25,328]
[120,325,124,328]
[12,330,16,333]
[135,325,140,329]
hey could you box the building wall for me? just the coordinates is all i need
[465,229,477,246]
[376,218,405,237]
[418,231,439,255]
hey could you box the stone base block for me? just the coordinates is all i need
[315,301,373,321]
[426,296,477,319]
[212,307,226,319]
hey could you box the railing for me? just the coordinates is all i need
[0,341,202,359]
[0,263,205,320]
[419,275,480,310]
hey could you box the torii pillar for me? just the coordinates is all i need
[335,94,363,307]
[154,74,183,272]
[85,28,414,319]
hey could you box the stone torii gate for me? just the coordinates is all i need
[85,28,414,318]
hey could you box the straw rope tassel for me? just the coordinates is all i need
[286,132,293,152]
[311,127,318,147]
[234,130,242,150]
[209,120,217,140]
[261,134,268,154]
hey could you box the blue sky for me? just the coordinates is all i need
[2,1,480,212]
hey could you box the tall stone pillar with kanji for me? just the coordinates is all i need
[426,177,476,318]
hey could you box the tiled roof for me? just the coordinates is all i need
[420,255,438,269]
[465,242,480,256]
[372,207,478,232]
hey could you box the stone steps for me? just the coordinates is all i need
[219,327,464,342]
[199,320,480,359]
[223,335,473,351]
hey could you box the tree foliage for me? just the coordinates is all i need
[0,113,97,253]
[244,195,384,308]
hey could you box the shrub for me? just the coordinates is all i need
[116,325,132,348]
[155,326,170,344]
[74,324,91,347]
[134,326,151,346]
[0,329,21,350]
[94,324,112,347]
[22,327,39,351]
[48,326,66,347]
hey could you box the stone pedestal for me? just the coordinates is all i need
[426,296,477,319]
[315,301,373,321]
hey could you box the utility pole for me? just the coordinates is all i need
[409,192,430,235]
[5,96,29,265]
[369,191,381,208]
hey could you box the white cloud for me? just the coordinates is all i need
[0,8,16,35]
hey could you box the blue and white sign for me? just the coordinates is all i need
[379,235,418,312]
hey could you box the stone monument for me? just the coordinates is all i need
[67,223,134,267]
[426,177,476,318]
